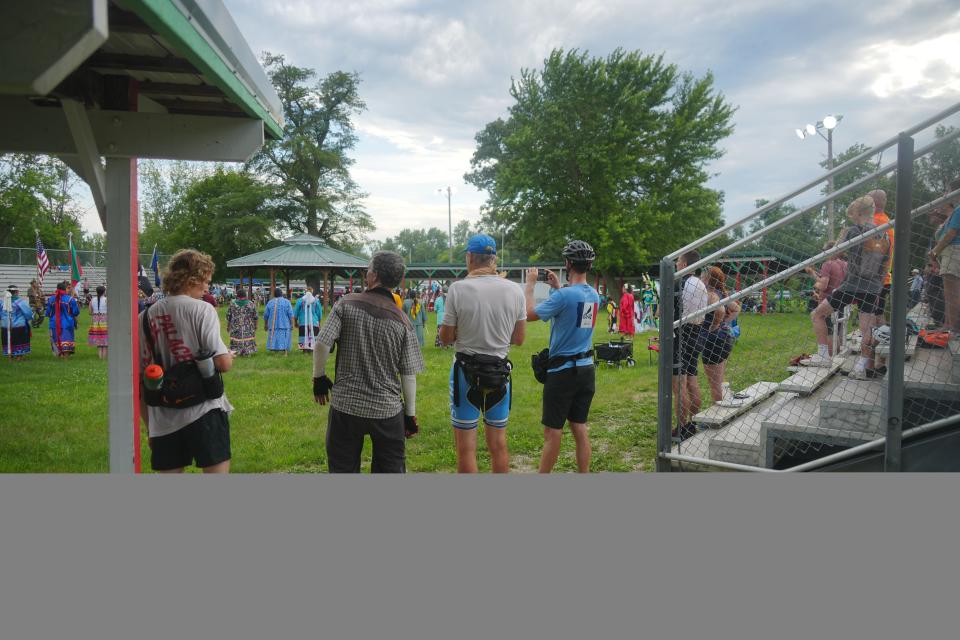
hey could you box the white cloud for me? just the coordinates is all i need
[858,32,960,99]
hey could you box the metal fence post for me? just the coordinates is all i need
[884,133,914,472]
[656,258,676,472]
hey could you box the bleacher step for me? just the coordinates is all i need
[692,381,779,427]
[779,355,844,394]
[875,334,918,360]
[708,392,798,467]
[903,345,960,397]
[819,379,885,434]
[760,376,875,467]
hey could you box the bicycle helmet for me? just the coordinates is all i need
[562,240,596,262]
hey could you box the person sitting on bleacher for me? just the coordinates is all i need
[802,196,890,380]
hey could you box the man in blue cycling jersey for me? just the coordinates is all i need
[524,240,600,473]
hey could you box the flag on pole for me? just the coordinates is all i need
[68,233,84,288]
[151,244,161,286]
[35,231,51,289]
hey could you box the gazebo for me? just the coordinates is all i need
[0,0,283,472]
[227,234,369,305]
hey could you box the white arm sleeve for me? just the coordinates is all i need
[312,342,331,378]
[401,374,416,416]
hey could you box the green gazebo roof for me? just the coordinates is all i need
[226,234,368,269]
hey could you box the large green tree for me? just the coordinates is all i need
[248,53,373,248]
[465,48,735,279]
[139,166,277,275]
[0,154,83,249]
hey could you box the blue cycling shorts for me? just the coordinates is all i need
[449,362,511,430]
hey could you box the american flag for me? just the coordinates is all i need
[36,234,50,288]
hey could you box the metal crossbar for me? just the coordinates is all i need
[675,188,960,328]
[668,99,960,261]
[676,127,960,279]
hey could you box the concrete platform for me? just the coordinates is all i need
[708,392,798,467]
[875,334,918,360]
[819,378,885,434]
[693,381,780,427]
[758,377,874,466]
[903,346,960,399]
[780,355,844,394]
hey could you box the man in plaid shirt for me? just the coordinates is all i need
[313,251,425,473]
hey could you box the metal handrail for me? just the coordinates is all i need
[668,99,960,260]
[675,126,960,279]
[674,188,960,327]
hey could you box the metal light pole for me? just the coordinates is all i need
[437,186,453,263]
[796,114,842,242]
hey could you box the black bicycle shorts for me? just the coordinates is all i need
[542,365,596,429]
[672,324,703,377]
[150,409,231,471]
[828,289,883,316]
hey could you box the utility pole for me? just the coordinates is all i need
[445,186,452,263]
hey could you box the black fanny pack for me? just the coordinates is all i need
[142,311,224,409]
[455,352,512,393]
[531,349,593,384]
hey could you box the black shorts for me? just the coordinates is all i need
[828,289,883,315]
[878,283,891,312]
[542,365,596,429]
[701,331,733,365]
[150,409,231,471]
[326,407,406,473]
[672,324,703,376]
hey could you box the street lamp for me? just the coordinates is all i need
[796,114,843,242]
[436,186,453,263]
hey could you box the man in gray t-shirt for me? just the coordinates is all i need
[138,250,234,473]
[439,235,526,473]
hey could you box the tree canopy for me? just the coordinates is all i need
[465,48,736,276]
[0,154,84,250]
[247,53,373,249]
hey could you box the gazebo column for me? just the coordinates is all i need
[106,157,139,473]
[284,269,290,298]
[322,269,330,307]
[270,268,276,297]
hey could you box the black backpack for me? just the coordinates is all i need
[141,310,223,409]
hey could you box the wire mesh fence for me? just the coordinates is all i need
[657,105,960,472]
[0,247,170,270]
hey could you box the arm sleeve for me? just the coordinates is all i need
[312,342,331,378]
[401,374,416,416]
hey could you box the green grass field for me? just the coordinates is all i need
[0,306,813,473]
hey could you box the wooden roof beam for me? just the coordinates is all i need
[86,52,197,74]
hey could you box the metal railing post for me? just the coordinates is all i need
[656,258,675,472]
[884,133,914,472]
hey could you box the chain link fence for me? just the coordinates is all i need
[657,103,960,472]
[0,247,170,270]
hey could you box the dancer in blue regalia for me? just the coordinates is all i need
[264,288,294,354]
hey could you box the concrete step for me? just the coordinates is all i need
[779,355,844,394]
[903,345,960,398]
[708,392,798,467]
[819,378,885,435]
[693,381,780,427]
[875,333,918,360]
[760,376,875,467]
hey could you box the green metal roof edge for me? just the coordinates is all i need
[125,0,284,139]
[227,244,368,268]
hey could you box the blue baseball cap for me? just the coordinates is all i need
[464,234,497,255]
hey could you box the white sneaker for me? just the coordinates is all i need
[799,353,832,367]
[721,382,733,403]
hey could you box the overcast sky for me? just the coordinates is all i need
[79,0,960,242]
